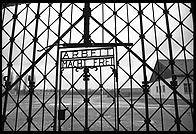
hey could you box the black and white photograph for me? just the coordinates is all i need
[1,3,194,131]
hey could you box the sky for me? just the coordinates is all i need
[2,3,194,90]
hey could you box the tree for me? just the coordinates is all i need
[13,75,20,94]
[22,74,29,94]
[9,71,15,94]
[2,73,5,92]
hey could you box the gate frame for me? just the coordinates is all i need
[57,44,132,131]
[58,47,115,130]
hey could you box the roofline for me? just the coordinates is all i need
[149,59,194,83]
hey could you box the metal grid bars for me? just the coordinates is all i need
[58,66,116,131]
[1,3,194,131]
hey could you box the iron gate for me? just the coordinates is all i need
[1,3,194,131]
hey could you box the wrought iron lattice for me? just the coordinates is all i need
[1,3,194,131]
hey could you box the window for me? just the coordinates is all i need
[156,86,159,93]
[184,83,192,94]
[156,85,165,93]
[162,85,165,93]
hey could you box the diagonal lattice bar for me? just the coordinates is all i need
[2,15,84,97]
[90,14,192,106]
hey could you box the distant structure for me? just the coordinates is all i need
[7,72,35,95]
[149,59,193,99]
[108,88,143,98]
[21,74,29,95]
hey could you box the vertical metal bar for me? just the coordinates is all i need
[1,9,5,124]
[113,52,117,131]
[83,67,89,131]
[100,3,104,131]
[138,3,150,131]
[58,52,63,131]
[152,3,164,131]
[84,3,91,45]
[126,3,135,131]
[190,3,195,132]
[27,3,40,131]
[58,64,62,131]
[2,4,5,24]
[158,73,164,131]
[177,4,192,131]
[113,3,119,131]
[71,68,74,131]
[69,4,74,44]
[114,47,119,131]
[83,3,90,130]
[14,4,29,131]
[2,4,18,131]
[85,69,88,131]
[163,3,180,131]
[70,4,74,131]
[126,3,134,131]
[42,4,51,131]
[100,65,103,131]
[54,3,62,131]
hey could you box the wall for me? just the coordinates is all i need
[149,76,193,100]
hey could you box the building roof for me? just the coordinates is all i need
[149,59,193,83]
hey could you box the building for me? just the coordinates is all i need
[108,88,143,98]
[149,59,193,99]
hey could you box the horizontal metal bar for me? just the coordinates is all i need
[59,43,133,48]
[61,55,114,61]
[2,3,26,8]
[61,64,114,69]
[60,46,114,51]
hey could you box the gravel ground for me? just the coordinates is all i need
[2,94,193,131]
